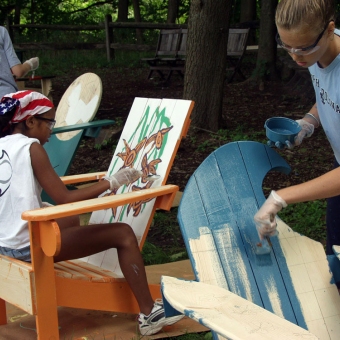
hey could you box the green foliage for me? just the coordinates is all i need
[141,241,170,265]
[252,59,270,79]
[20,49,151,77]
[2,0,190,27]
[278,200,327,244]
[142,209,188,266]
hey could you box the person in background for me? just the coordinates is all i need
[254,0,340,288]
[0,26,39,98]
[0,90,183,335]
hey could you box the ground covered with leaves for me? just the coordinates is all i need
[48,58,333,260]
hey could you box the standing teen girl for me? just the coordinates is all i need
[254,0,340,287]
[0,90,182,335]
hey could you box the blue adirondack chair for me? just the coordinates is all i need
[163,141,340,339]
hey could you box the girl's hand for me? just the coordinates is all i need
[254,191,287,239]
[103,168,143,190]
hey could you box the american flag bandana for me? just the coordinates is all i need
[0,90,54,124]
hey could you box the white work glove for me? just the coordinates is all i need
[24,57,39,71]
[285,119,314,149]
[103,168,143,190]
[254,191,287,239]
[294,119,314,145]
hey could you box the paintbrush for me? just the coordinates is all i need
[255,236,272,255]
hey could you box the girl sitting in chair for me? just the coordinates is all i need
[0,90,183,335]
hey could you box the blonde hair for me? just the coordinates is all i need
[275,0,335,33]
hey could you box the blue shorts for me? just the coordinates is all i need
[0,245,31,262]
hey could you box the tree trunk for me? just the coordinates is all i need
[253,0,279,85]
[183,0,232,131]
[14,2,21,25]
[240,0,256,23]
[30,0,35,24]
[167,0,179,23]
[132,0,143,44]
[117,0,129,22]
[240,0,257,44]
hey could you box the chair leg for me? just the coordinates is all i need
[0,298,7,325]
[147,69,153,79]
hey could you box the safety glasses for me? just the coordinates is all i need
[34,116,56,130]
[276,21,332,56]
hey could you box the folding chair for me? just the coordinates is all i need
[226,28,250,83]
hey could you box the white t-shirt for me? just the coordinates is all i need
[309,28,340,163]
[0,134,42,249]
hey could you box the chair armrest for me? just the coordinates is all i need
[22,185,179,221]
[15,75,56,81]
[52,120,114,135]
[60,171,106,185]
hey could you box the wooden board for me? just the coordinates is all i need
[82,98,193,275]
[177,141,340,340]
[161,276,318,340]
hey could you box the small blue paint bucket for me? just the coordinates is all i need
[264,117,301,144]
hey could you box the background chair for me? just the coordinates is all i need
[226,28,250,83]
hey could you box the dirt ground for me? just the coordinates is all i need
[50,62,334,192]
[45,61,333,252]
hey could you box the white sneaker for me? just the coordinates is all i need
[138,299,184,336]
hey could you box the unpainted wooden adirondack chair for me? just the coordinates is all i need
[42,72,114,203]
[0,97,193,339]
[163,141,340,340]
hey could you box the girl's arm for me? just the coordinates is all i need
[277,166,340,204]
[30,142,110,205]
[303,103,320,128]
[11,63,32,78]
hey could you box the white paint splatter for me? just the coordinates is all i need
[264,275,284,318]
[131,264,139,276]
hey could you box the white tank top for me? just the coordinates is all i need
[0,134,42,248]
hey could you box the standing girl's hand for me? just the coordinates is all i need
[293,119,315,146]
[254,191,287,239]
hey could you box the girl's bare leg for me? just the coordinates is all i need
[54,218,154,315]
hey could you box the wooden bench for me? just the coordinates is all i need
[141,28,187,82]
